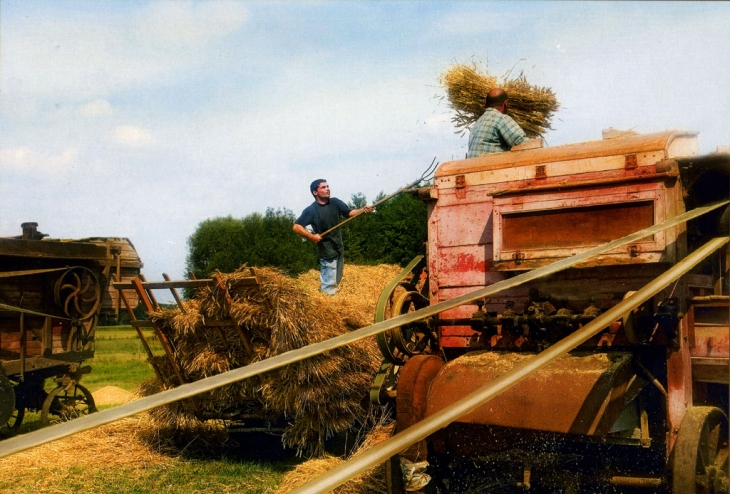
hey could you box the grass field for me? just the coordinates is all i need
[84,326,160,392]
[0,326,299,494]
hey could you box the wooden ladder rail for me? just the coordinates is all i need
[112,274,261,386]
[111,273,164,382]
[130,277,187,386]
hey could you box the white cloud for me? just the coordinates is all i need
[78,99,114,117]
[113,126,155,146]
[1,2,249,102]
[0,147,78,172]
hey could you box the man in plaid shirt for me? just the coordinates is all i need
[467,88,528,158]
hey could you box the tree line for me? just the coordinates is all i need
[185,191,428,282]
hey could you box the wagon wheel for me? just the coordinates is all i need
[0,373,16,428]
[40,384,97,427]
[0,407,25,435]
[54,267,101,321]
[672,406,729,494]
[377,291,433,366]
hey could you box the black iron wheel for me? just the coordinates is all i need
[377,291,433,366]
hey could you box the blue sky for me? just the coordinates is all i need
[1,1,729,291]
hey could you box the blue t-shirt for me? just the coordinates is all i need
[295,198,351,260]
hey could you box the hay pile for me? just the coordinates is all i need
[276,419,395,493]
[92,385,135,406]
[439,61,560,138]
[142,264,402,456]
[0,417,178,474]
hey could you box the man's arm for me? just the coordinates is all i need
[347,205,374,218]
[293,223,322,244]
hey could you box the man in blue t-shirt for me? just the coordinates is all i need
[293,179,373,295]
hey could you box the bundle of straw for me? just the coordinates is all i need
[277,419,395,494]
[141,264,401,456]
[439,61,560,138]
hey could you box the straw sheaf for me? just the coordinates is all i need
[142,264,402,456]
[439,61,560,138]
[276,420,395,493]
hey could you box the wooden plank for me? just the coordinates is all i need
[692,357,730,384]
[130,321,156,328]
[435,130,695,179]
[435,202,493,247]
[491,182,670,268]
[492,171,678,197]
[0,238,108,259]
[2,351,95,376]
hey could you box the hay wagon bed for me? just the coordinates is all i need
[0,223,142,433]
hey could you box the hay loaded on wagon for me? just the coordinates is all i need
[0,223,142,433]
[113,265,401,455]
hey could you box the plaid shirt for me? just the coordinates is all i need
[467,108,528,158]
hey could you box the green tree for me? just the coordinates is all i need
[186,209,317,283]
[349,192,367,209]
[343,191,427,266]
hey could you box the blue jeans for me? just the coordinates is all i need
[320,252,344,295]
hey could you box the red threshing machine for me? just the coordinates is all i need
[372,130,729,492]
[0,223,142,433]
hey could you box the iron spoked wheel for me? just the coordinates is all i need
[672,406,729,494]
[54,267,101,321]
[40,384,97,427]
[377,290,434,365]
[0,407,25,435]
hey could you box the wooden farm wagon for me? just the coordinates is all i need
[0,223,142,432]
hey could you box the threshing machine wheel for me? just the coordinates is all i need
[672,406,729,494]
[54,267,101,321]
[40,384,97,427]
[377,291,432,366]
